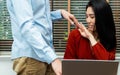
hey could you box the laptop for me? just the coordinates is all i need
[62,59,119,75]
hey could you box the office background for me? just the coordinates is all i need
[0,0,120,75]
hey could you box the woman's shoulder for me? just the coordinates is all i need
[70,29,80,34]
[70,29,81,37]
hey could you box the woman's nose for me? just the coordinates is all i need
[86,17,91,23]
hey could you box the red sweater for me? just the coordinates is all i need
[64,29,115,60]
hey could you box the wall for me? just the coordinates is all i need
[0,56,16,75]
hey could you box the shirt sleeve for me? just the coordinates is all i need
[11,0,57,64]
[50,10,63,21]
[92,42,116,60]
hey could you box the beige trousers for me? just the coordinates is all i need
[13,57,56,75]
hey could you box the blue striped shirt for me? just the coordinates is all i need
[6,0,63,64]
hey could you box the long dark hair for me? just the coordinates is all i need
[86,0,116,51]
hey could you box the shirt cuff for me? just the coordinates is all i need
[51,10,63,20]
[45,49,58,64]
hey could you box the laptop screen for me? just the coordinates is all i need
[62,59,119,75]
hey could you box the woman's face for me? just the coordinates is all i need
[86,7,96,32]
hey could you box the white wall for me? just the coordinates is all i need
[0,56,16,75]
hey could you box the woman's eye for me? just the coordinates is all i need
[91,16,95,19]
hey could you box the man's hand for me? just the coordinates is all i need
[51,58,62,75]
[61,9,79,28]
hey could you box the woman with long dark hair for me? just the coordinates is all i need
[64,0,116,60]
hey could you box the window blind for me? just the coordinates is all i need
[0,0,12,54]
[52,0,68,52]
[70,0,88,29]
[0,0,12,40]
[110,0,120,53]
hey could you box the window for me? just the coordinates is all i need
[109,0,120,53]
[0,0,12,39]
[52,0,68,52]
[0,0,12,55]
